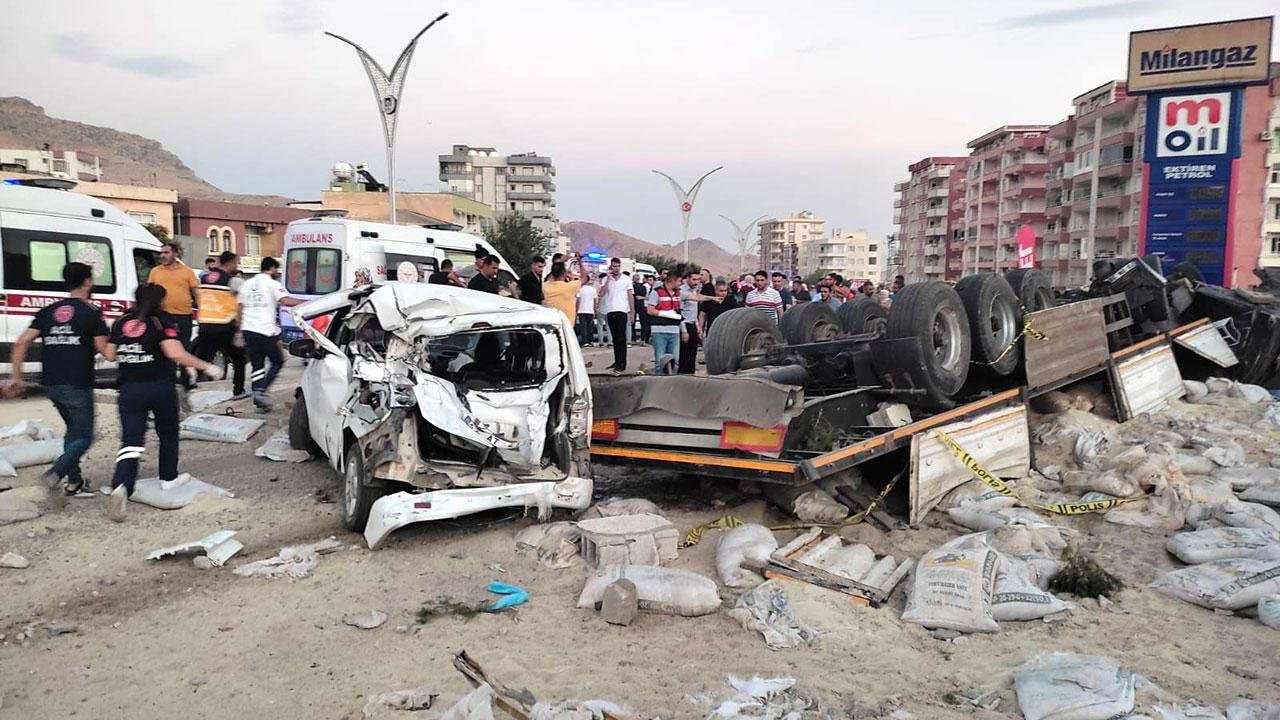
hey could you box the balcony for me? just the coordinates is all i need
[1004,160,1051,176]
[507,191,553,201]
[929,185,950,199]
[440,171,473,181]
[1099,130,1135,148]
[1094,189,1132,209]
[894,198,904,208]
[894,181,909,192]
[924,225,947,237]
[508,155,553,167]
[1097,160,1134,178]
[926,206,947,218]
[925,167,951,180]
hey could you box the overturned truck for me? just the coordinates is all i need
[288,284,593,548]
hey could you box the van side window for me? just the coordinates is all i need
[133,249,158,285]
[2,229,117,293]
[385,253,437,281]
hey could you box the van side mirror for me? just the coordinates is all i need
[289,338,324,359]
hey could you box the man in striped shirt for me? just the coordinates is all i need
[745,270,784,322]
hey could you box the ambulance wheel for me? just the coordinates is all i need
[705,308,785,375]
[884,281,971,403]
[779,302,842,345]
[956,273,1021,376]
[838,297,888,335]
[341,442,378,532]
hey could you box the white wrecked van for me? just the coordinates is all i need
[288,282,593,548]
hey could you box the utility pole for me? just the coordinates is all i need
[652,167,722,266]
[720,214,765,277]
[326,12,448,225]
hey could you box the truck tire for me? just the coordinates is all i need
[838,297,888,335]
[956,273,1021,376]
[1004,268,1056,312]
[778,302,841,346]
[705,308,785,375]
[884,281,970,400]
[340,442,378,532]
[289,394,323,456]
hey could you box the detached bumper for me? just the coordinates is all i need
[363,476,593,549]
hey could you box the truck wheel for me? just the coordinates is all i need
[340,443,378,532]
[1004,268,1056,312]
[778,302,842,345]
[289,394,323,456]
[956,273,1021,376]
[885,281,970,400]
[838,297,888,335]
[705,308,785,375]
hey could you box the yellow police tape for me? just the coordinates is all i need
[680,515,744,548]
[932,428,1148,515]
[984,308,1047,367]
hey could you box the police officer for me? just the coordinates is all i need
[4,262,109,500]
[102,284,223,522]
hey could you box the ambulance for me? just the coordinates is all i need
[0,179,162,378]
[279,212,516,342]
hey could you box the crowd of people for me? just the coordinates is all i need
[509,252,907,376]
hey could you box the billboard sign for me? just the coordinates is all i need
[1015,224,1036,268]
[1127,17,1272,93]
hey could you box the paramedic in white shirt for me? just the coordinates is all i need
[237,256,303,412]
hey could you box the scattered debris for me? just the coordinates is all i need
[45,620,79,637]
[763,527,910,606]
[1048,550,1124,599]
[146,530,243,566]
[578,565,720,617]
[698,676,816,719]
[0,438,63,470]
[514,522,582,569]
[763,483,849,524]
[448,650,637,720]
[729,580,821,650]
[577,497,660,520]
[715,524,778,588]
[360,686,436,719]
[179,413,265,443]
[255,427,313,463]
[1260,595,1280,629]
[416,599,489,624]
[577,513,679,568]
[0,419,59,441]
[110,475,236,510]
[0,551,29,569]
[233,537,343,580]
[487,582,528,611]
[1012,653,1135,720]
[188,389,234,413]
[0,491,41,525]
[343,609,389,630]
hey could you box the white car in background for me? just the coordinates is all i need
[288,282,593,548]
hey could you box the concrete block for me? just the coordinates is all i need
[600,578,638,626]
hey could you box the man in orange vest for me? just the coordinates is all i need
[192,251,247,398]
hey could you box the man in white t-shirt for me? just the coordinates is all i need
[745,270,784,323]
[237,256,303,412]
[575,275,598,346]
[598,258,634,372]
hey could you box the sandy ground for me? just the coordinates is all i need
[2,362,1279,719]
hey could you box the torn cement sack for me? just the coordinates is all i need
[1201,440,1246,468]
[762,483,848,523]
[728,579,820,650]
[1226,698,1280,720]
[1240,482,1280,508]
[123,476,235,510]
[1212,499,1280,533]
[1151,546,1280,610]
[1183,380,1209,398]
[179,414,265,443]
[1104,487,1190,531]
[188,389,233,412]
[715,524,778,588]
[0,419,59,441]
[576,497,660,520]
[939,480,1018,511]
[901,543,1000,633]
[1031,409,1117,447]
[1012,653,1136,720]
[254,427,313,463]
[1259,595,1280,630]
[0,490,41,525]
[1214,466,1280,491]
[991,554,1072,622]
[577,565,720,617]
[1061,469,1141,498]
[360,686,436,719]
[514,522,582,569]
[233,537,343,580]
[1227,382,1272,404]
[0,438,63,469]
[435,684,496,720]
[1166,527,1280,564]
[1175,454,1216,476]
[944,526,1064,588]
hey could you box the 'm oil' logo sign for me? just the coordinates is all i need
[1156,92,1231,158]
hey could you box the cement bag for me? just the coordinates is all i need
[947,505,1047,532]
[179,414,265,443]
[1030,391,1075,414]
[1240,482,1280,508]
[715,524,778,588]
[1175,454,1216,476]
[1202,441,1246,468]
[577,497,661,520]
[1227,382,1271,404]
[514,522,581,569]
[1226,698,1280,720]
[1104,489,1189,531]
[1012,653,1136,720]
[0,418,60,440]
[991,554,1072,622]
[1061,470,1140,498]
[0,456,15,478]
[1212,499,1280,533]
[939,481,1017,511]
[188,389,233,412]
[1214,466,1280,490]
[0,490,41,525]
[255,427,313,463]
[1206,377,1233,394]
[577,565,720,617]
[901,544,1000,633]
[1166,527,1280,564]
[1183,380,1209,398]
[126,475,235,510]
[1151,546,1280,610]
[1259,595,1280,630]
[0,438,63,468]
[1186,477,1235,506]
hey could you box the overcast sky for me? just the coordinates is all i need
[1,0,1277,252]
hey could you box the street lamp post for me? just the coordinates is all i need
[326,12,448,224]
[720,214,766,277]
[652,167,723,266]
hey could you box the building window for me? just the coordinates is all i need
[9,157,27,169]
[221,228,235,253]
[246,232,261,256]
[1271,235,1280,256]
[52,159,68,173]
[1271,164,1280,185]
[128,212,157,225]
[868,244,877,252]
[207,227,222,252]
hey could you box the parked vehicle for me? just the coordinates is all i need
[279,212,516,342]
[288,282,593,548]
[0,179,161,379]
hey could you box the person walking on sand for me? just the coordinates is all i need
[101,284,224,522]
[3,262,109,500]
[238,256,303,413]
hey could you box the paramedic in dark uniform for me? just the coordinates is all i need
[102,284,223,522]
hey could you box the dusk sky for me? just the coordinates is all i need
[2,0,1277,252]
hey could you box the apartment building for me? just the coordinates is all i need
[438,144,557,235]
[1257,73,1280,270]
[1042,81,1144,288]
[893,156,968,283]
[0,148,102,182]
[960,125,1050,277]
[797,229,877,280]
[759,211,824,278]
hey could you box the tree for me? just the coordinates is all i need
[633,252,699,276]
[143,223,170,242]
[484,214,550,271]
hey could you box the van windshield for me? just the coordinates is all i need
[286,248,341,295]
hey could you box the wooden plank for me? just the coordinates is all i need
[1024,298,1111,390]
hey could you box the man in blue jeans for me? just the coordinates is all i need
[3,262,109,500]
[645,272,683,375]
[236,256,303,412]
